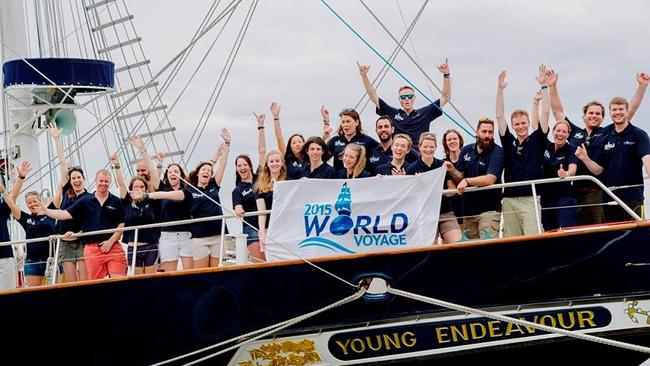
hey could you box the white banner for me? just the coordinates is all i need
[265,168,446,261]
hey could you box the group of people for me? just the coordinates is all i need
[0,60,649,290]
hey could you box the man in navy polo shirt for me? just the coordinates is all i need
[576,95,650,222]
[496,69,549,236]
[448,118,504,239]
[367,116,419,174]
[547,69,648,225]
[46,169,127,280]
[358,59,451,150]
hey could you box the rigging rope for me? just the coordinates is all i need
[388,286,650,354]
[320,0,474,137]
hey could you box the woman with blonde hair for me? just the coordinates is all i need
[338,144,371,179]
[255,150,287,248]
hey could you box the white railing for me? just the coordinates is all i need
[0,175,642,285]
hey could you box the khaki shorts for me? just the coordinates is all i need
[58,240,84,263]
[438,211,461,235]
[462,211,501,240]
[191,235,223,260]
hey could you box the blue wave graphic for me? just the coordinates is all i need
[298,237,356,254]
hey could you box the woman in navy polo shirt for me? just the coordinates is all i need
[337,144,371,179]
[111,153,160,275]
[255,150,287,249]
[3,190,55,287]
[406,132,461,243]
[266,101,305,180]
[542,120,578,230]
[232,154,263,261]
[300,136,337,179]
[325,108,378,172]
[442,129,465,224]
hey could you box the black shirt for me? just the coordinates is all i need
[17,204,56,262]
[542,142,578,200]
[377,98,443,150]
[232,181,259,229]
[300,163,337,179]
[187,180,226,238]
[455,143,505,216]
[326,133,379,172]
[121,196,160,244]
[500,125,548,197]
[157,183,192,232]
[375,162,407,176]
[285,156,304,180]
[66,192,125,244]
[565,117,608,191]
[337,169,372,179]
[57,190,89,235]
[367,145,419,174]
[257,190,274,229]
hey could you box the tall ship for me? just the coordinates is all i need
[1,1,650,365]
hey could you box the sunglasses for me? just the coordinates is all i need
[399,94,415,100]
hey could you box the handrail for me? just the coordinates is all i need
[0,174,641,248]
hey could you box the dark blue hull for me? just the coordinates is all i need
[2,222,650,365]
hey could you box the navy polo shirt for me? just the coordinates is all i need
[257,190,273,229]
[337,169,372,179]
[300,163,337,179]
[285,156,304,180]
[232,181,259,229]
[66,192,124,244]
[500,124,548,197]
[375,162,407,176]
[377,98,442,149]
[405,158,453,214]
[157,183,192,232]
[455,143,505,216]
[121,196,160,244]
[565,117,609,191]
[326,133,378,172]
[542,142,578,200]
[444,157,464,221]
[0,200,13,259]
[18,204,56,262]
[367,145,419,174]
[187,180,226,238]
[596,123,650,202]
[57,190,89,235]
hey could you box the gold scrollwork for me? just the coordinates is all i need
[626,301,650,324]
[238,339,322,366]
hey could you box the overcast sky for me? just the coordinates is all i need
[7,0,650,220]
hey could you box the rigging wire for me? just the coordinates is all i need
[320,0,474,137]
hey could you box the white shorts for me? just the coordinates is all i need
[158,231,192,263]
[191,235,223,260]
[0,257,17,291]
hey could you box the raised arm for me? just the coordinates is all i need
[496,70,508,136]
[154,152,165,177]
[110,153,127,199]
[536,64,550,134]
[531,91,542,131]
[357,62,380,108]
[575,144,604,176]
[213,128,231,186]
[0,182,21,221]
[546,69,567,122]
[12,161,31,201]
[321,106,333,142]
[254,112,267,167]
[48,126,68,207]
[132,136,160,190]
[628,72,649,122]
[270,102,286,156]
[437,58,451,107]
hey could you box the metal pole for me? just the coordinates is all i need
[218,217,226,267]
[50,236,60,285]
[531,183,542,234]
[129,228,138,276]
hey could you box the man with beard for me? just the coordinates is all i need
[448,118,504,240]
[496,68,549,237]
[546,70,648,225]
[131,136,161,190]
[576,93,650,222]
[357,60,451,150]
[367,116,419,174]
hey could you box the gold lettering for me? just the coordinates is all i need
[365,335,382,352]
[383,333,401,350]
[521,316,537,334]
[470,323,486,339]
[577,310,597,328]
[539,315,557,328]
[436,327,451,344]
[401,331,417,347]
[487,320,502,337]
[557,312,576,329]
[505,321,525,336]
[350,338,365,353]
[450,324,469,342]
[335,339,351,355]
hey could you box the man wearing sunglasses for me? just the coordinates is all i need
[358,59,451,150]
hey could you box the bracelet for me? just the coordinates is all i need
[143,192,149,200]
[443,73,450,78]
[541,85,548,90]
[156,164,163,169]
[112,165,121,170]
[273,117,279,121]
[533,101,540,105]
[464,178,470,186]
[257,126,265,130]
[209,159,217,164]
[224,142,231,146]
[0,188,5,194]
[323,120,330,125]
[18,175,25,180]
